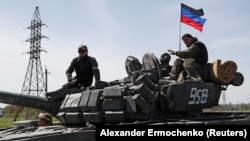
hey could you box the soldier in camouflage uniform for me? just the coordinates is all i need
[168,33,208,81]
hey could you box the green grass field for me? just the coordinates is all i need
[0,117,15,129]
[0,116,59,129]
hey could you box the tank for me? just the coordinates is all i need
[0,53,247,141]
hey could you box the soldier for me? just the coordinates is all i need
[38,113,53,126]
[64,44,100,89]
[168,33,208,82]
[159,52,172,78]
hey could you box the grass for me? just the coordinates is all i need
[0,116,60,129]
[0,116,15,129]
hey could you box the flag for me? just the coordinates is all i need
[181,3,207,32]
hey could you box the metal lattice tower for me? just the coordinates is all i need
[14,7,48,121]
[222,91,226,105]
[21,6,48,97]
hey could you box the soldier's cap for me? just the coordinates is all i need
[78,45,88,53]
[39,113,52,122]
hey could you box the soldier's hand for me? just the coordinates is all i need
[168,50,176,55]
[94,81,99,86]
[68,78,73,82]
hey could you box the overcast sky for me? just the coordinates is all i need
[0,0,250,108]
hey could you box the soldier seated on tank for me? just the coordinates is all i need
[168,33,208,82]
[38,113,53,126]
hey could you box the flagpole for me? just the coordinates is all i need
[179,4,182,51]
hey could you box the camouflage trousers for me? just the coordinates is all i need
[169,58,203,81]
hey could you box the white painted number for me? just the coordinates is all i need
[188,88,208,105]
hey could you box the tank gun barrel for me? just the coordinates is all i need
[0,91,61,116]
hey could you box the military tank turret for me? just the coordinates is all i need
[0,53,247,141]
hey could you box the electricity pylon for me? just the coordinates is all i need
[15,6,48,120]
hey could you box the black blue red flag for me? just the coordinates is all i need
[181,3,206,32]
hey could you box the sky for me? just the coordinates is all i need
[0,0,250,108]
